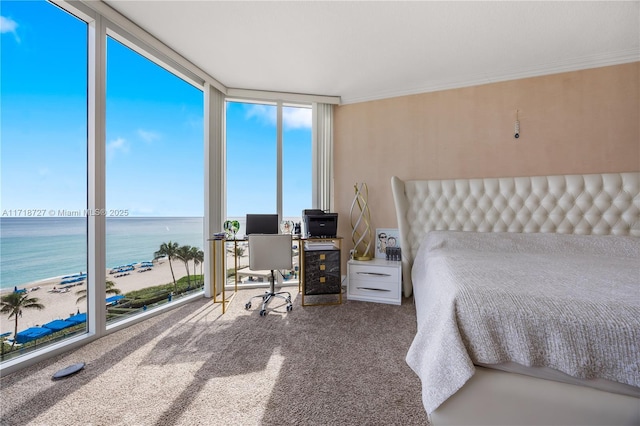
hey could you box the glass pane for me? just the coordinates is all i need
[1,0,88,361]
[283,105,312,222]
[105,36,204,324]
[225,101,277,286]
[225,101,277,238]
[282,105,311,287]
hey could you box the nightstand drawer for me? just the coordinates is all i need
[348,276,400,300]
[349,264,400,284]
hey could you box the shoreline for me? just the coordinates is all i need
[0,257,172,296]
[1,274,76,296]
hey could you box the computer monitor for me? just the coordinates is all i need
[245,214,279,235]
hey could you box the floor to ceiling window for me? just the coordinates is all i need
[226,101,312,231]
[225,101,312,287]
[1,0,88,360]
[105,36,204,324]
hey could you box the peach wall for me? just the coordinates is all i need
[333,62,639,262]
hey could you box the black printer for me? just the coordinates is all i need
[302,209,338,237]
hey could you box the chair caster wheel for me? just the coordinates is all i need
[286,304,293,312]
[259,310,267,317]
[245,302,251,310]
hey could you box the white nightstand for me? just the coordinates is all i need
[347,258,402,305]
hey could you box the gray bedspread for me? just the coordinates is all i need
[406,231,640,414]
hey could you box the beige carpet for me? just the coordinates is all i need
[1,289,429,425]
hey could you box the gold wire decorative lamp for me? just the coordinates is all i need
[350,182,373,260]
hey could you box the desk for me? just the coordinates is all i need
[209,238,234,313]
[227,238,300,286]
[210,236,343,312]
[208,237,298,313]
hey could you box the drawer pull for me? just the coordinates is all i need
[356,287,391,292]
[356,272,391,277]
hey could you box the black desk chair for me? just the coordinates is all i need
[244,234,293,316]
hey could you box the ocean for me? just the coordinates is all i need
[0,217,205,291]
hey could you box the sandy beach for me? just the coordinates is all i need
[0,247,257,338]
[0,258,204,336]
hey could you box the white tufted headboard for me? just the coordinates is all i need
[391,172,640,297]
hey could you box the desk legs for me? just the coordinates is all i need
[211,239,236,314]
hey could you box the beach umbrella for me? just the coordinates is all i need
[105,295,124,306]
[15,327,53,344]
[43,319,76,332]
[66,313,87,325]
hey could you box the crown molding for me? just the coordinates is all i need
[340,51,640,105]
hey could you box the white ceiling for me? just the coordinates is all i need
[103,1,640,104]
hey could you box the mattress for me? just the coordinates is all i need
[406,231,640,414]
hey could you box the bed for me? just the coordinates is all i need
[390,172,640,425]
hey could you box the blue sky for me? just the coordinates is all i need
[226,102,312,217]
[1,0,312,218]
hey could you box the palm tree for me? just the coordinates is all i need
[175,245,193,288]
[1,292,45,348]
[155,241,179,291]
[190,246,204,285]
[75,280,121,304]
